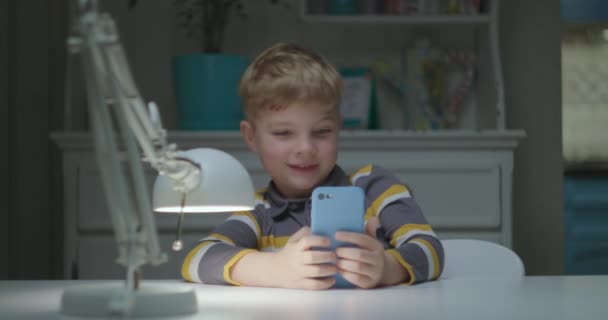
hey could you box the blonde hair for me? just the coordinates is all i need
[239,43,342,119]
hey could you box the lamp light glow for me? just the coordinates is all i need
[153,148,255,213]
[155,205,255,213]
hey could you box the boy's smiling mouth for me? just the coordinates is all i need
[288,164,319,172]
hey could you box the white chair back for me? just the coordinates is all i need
[440,239,525,279]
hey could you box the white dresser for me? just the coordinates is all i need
[52,130,524,279]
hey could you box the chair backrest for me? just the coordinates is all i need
[440,239,525,279]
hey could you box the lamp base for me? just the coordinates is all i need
[60,282,197,318]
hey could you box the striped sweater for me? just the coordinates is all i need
[182,165,444,286]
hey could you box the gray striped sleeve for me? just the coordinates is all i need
[391,235,445,283]
[197,242,253,285]
[211,219,260,248]
[352,165,444,284]
[181,207,267,285]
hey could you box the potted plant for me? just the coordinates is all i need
[129,0,284,130]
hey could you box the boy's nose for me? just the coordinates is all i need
[294,137,316,155]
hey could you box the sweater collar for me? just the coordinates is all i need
[265,165,350,219]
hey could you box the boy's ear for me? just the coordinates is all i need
[240,120,258,152]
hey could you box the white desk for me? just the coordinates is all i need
[0,276,606,320]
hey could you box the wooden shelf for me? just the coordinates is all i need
[51,129,526,151]
[300,14,491,25]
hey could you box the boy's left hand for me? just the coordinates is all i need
[334,218,386,289]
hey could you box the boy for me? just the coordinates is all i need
[181,43,443,289]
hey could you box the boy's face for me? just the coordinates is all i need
[241,101,340,199]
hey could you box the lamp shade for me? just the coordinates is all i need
[153,148,255,213]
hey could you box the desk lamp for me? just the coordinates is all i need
[60,0,254,317]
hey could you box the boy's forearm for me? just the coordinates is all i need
[232,250,408,287]
[380,250,409,286]
[230,251,281,287]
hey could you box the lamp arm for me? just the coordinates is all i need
[70,0,200,301]
[73,1,200,194]
[103,38,201,193]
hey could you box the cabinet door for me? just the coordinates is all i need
[77,233,212,279]
[338,150,502,228]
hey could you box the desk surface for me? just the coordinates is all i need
[0,276,607,320]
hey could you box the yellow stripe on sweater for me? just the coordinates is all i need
[208,233,235,245]
[386,249,416,285]
[223,249,256,286]
[255,187,267,199]
[389,224,433,247]
[364,184,410,221]
[414,238,441,280]
[349,164,373,184]
[260,235,290,251]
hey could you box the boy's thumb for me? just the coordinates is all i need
[365,217,380,238]
[288,226,311,243]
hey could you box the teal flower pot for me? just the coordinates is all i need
[173,54,249,130]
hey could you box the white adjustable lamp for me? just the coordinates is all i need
[153,148,254,214]
[60,0,254,318]
[153,148,255,252]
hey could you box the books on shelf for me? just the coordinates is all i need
[308,0,485,15]
[402,39,475,130]
[370,41,476,131]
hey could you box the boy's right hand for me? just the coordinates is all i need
[272,227,337,290]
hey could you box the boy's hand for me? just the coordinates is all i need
[272,227,337,290]
[334,217,387,289]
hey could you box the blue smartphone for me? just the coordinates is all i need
[311,186,365,288]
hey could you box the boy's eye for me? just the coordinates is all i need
[314,128,333,135]
[272,131,291,136]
